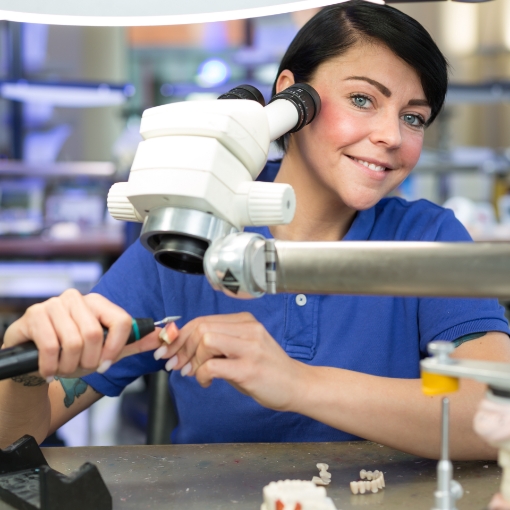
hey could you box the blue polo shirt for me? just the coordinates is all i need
[83,161,509,443]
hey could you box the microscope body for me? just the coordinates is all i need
[108,84,319,275]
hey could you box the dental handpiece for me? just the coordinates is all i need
[0,316,179,381]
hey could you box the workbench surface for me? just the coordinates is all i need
[0,441,500,509]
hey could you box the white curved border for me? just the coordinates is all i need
[0,0,383,26]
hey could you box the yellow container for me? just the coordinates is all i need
[421,371,459,396]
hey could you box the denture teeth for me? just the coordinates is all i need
[351,469,385,495]
[312,476,328,486]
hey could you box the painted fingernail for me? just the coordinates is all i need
[165,355,178,372]
[154,345,168,360]
[46,376,55,384]
[181,362,192,377]
[97,360,112,374]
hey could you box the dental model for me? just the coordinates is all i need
[473,397,510,510]
[261,480,337,510]
[350,469,385,494]
[312,463,331,486]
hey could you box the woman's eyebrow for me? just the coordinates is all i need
[408,99,430,107]
[344,76,391,97]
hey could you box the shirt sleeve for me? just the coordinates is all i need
[82,241,168,396]
[418,208,510,354]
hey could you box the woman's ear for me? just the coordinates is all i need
[275,70,295,94]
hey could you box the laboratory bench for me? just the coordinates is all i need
[0,441,499,510]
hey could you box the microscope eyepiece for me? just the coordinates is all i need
[268,83,321,133]
[218,84,266,106]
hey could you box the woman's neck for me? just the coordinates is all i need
[269,152,358,242]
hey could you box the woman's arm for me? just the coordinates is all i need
[0,290,167,447]
[0,376,103,447]
[288,332,508,460]
[163,313,509,460]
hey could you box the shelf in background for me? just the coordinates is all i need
[0,229,125,256]
[0,161,116,178]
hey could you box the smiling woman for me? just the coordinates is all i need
[1,0,510,461]
[269,1,448,239]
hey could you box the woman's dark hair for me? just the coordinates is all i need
[272,0,448,151]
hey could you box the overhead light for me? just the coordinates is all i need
[440,1,479,55]
[196,59,231,88]
[0,81,135,107]
[0,0,383,26]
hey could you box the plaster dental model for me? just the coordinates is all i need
[261,480,337,510]
[473,397,510,510]
[350,469,385,494]
[312,463,331,486]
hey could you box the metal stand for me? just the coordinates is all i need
[0,435,112,510]
[146,370,178,445]
[433,398,463,510]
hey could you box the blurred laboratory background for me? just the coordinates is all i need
[0,1,510,446]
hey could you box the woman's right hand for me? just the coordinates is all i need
[2,289,165,380]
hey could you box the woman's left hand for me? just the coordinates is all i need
[158,312,306,412]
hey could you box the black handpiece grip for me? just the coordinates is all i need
[0,318,156,381]
[0,342,40,380]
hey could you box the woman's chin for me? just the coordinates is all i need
[342,193,385,211]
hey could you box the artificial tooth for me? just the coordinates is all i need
[350,481,359,495]
[370,480,379,493]
[376,477,383,489]
[360,470,367,480]
[312,476,328,486]
[359,482,366,494]
[365,481,371,491]
[381,473,385,488]
[366,471,373,480]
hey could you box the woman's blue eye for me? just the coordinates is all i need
[403,114,424,127]
[351,95,370,108]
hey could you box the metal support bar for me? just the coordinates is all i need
[274,241,510,298]
[146,370,178,445]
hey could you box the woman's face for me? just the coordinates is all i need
[279,42,431,211]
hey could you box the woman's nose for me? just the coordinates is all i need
[369,112,402,149]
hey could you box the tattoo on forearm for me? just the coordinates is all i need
[11,375,46,387]
[54,377,89,408]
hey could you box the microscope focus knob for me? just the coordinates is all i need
[107,182,143,223]
[428,340,455,360]
[246,182,296,225]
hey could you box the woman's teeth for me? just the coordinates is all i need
[352,157,386,172]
